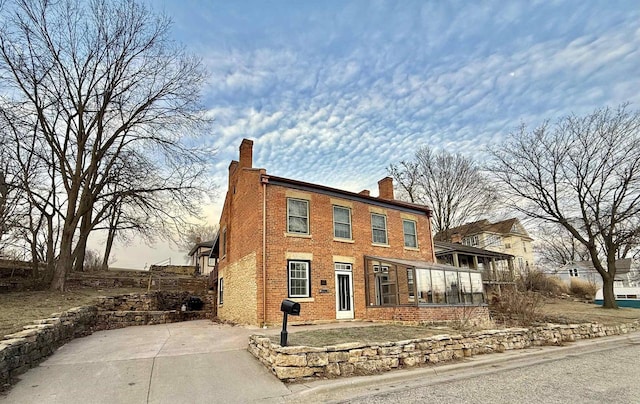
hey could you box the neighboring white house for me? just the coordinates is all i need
[188,238,217,276]
[554,258,639,288]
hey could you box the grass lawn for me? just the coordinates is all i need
[541,297,640,325]
[270,325,458,347]
[0,287,148,337]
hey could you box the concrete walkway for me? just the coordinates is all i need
[0,320,290,403]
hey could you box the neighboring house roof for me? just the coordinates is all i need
[265,175,433,216]
[563,258,633,275]
[434,241,514,260]
[435,218,532,241]
[188,240,215,257]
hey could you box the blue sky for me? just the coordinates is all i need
[111,0,640,267]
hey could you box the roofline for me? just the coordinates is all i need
[263,174,432,216]
[434,241,515,259]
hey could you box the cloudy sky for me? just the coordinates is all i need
[109,0,640,268]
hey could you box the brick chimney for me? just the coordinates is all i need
[359,190,370,196]
[239,139,253,169]
[377,177,394,200]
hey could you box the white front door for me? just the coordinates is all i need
[335,264,354,320]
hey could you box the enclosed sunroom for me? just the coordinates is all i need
[363,256,488,322]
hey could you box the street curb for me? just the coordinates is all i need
[287,332,640,399]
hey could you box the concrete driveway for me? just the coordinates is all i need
[0,320,290,404]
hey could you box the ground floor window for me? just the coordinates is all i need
[219,278,224,305]
[288,260,310,297]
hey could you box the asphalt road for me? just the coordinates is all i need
[316,338,640,404]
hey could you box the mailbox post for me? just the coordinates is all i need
[280,299,300,346]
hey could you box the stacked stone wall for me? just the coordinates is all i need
[249,321,640,381]
[217,252,258,325]
[66,272,207,292]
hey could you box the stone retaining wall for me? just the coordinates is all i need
[249,321,640,381]
[0,291,212,390]
[66,272,208,292]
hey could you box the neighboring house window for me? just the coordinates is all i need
[221,228,227,258]
[486,235,502,247]
[287,198,309,234]
[333,206,352,239]
[463,235,479,247]
[403,220,418,248]
[219,278,224,305]
[371,213,388,244]
[505,243,512,249]
[288,260,310,298]
[569,268,579,277]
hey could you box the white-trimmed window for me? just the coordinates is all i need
[219,278,224,305]
[288,260,310,298]
[287,198,309,234]
[373,265,389,273]
[371,213,388,244]
[333,206,352,239]
[463,235,479,247]
[403,219,417,248]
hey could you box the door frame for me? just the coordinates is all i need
[335,268,354,320]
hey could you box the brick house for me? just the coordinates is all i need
[214,139,488,326]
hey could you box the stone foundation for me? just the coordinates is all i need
[249,321,640,381]
[0,291,212,390]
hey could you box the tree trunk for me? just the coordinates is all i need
[102,228,116,271]
[102,206,120,270]
[601,276,618,309]
[51,223,75,291]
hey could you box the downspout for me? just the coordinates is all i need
[261,175,269,328]
[428,210,437,263]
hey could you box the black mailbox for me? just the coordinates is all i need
[279,299,301,347]
[280,299,301,316]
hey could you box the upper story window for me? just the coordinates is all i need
[403,219,417,248]
[522,241,528,252]
[371,213,388,244]
[221,227,227,258]
[333,206,352,239]
[287,198,309,234]
[463,235,479,247]
[486,235,502,247]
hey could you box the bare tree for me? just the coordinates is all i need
[389,146,497,237]
[488,105,640,308]
[177,223,219,254]
[0,0,212,290]
[534,222,590,268]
